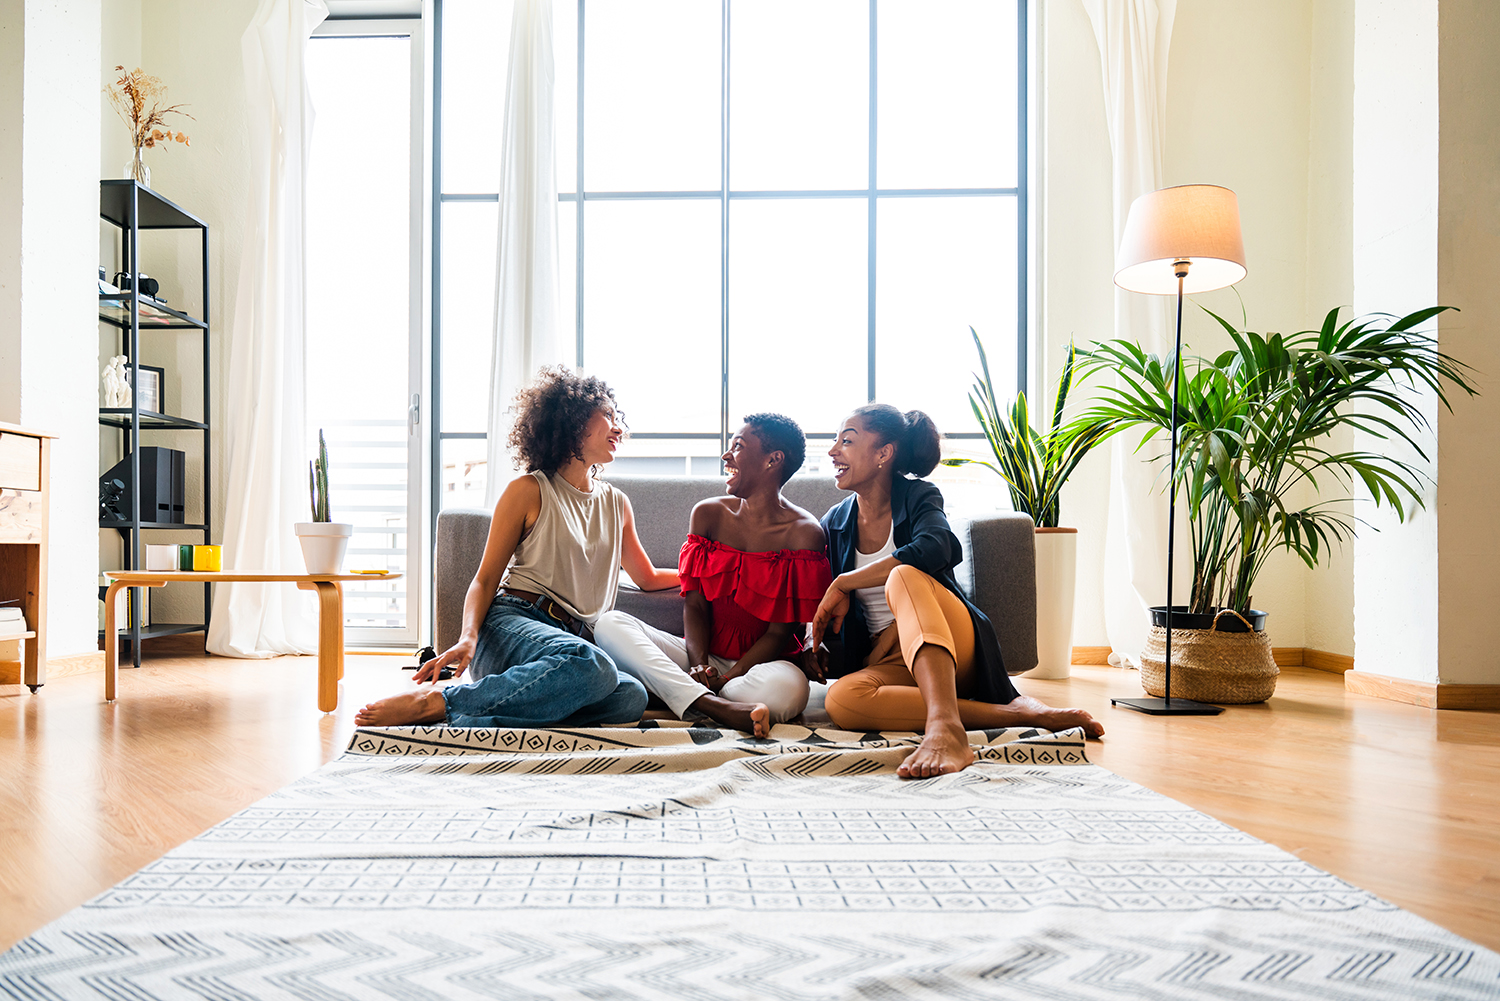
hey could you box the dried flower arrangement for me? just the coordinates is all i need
[107,66,193,183]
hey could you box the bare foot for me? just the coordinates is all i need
[1007,695,1105,738]
[689,695,772,737]
[354,689,448,727]
[898,720,975,779]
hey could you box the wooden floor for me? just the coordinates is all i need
[2,651,1498,954]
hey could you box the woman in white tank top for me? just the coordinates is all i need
[355,367,680,729]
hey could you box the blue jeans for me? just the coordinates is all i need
[441,595,648,728]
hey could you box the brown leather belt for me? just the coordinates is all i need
[500,588,594,643]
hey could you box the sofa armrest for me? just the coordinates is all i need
[434,507,493,653]
[953,512,1037,675]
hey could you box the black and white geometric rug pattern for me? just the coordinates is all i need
[3,724,1496,999]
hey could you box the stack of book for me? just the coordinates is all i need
[0,606,27,639]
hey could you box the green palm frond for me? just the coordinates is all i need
[943,328,1102,529]
[1069,305,1477,614]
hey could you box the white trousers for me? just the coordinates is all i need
[593,610,810,724]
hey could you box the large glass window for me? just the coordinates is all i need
[435,0,1025,496]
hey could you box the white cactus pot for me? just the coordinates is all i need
[294,522,353,575]
[1026,527,1078,680]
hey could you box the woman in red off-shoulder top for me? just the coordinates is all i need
[595,414,830,736]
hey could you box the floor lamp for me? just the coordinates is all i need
[1109,184,1247,716]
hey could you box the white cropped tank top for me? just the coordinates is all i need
[502,470,625,626]
[852,524,897,635]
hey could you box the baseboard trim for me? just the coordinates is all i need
[1072,645,1353,673]
[1345,670,1500,710]
[1304,649,1354,674]
[0,651,105,685]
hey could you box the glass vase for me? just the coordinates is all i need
[123,149,150,187]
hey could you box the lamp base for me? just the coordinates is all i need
[1111,696,1225,716]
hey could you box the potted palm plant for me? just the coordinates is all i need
[1071,305,1477,702]
[294,430,353,574]
[945,328,1110,678]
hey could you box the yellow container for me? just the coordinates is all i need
[192,545,222,572]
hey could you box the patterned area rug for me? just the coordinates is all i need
[3,723,1497,999]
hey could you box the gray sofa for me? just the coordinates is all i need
[434,475,1038,674]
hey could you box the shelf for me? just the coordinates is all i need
[99,180,207,231]
[97,622,207,641]
[99,293,207,330]
[100,521,207,532]
[99,409,208,431]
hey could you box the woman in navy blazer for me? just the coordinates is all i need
[810,404,1103,778]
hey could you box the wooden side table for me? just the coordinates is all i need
[0,422,53,692]
[101,571,400,712]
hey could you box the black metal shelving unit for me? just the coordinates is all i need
[98,180,212,665]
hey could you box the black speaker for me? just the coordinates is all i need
[100,447,186,525]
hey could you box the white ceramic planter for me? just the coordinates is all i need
[294,522,353,575]
[1026,527,1078,680]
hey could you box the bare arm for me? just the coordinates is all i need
[809,547,896,654]
[683,590,714,671]
[619,492,679,591]
[722,621,795,681]
[415,476,540,682]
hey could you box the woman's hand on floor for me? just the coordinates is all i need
[416,637,473,683]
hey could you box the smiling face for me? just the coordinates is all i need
[827,415,895,492]
[578,406,624,466]
[722,424,778,497]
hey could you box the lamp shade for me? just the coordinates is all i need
[1114,184,1247,295]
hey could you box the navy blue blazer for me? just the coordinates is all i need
[820,476,1020,705]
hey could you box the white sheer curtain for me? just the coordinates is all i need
[208,0,328,658]
[1081,0,1176,669]
[484,0,564,504]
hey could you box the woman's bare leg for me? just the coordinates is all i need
[900,643,975,778]
[355,688,448,727]
[687,694,771,738]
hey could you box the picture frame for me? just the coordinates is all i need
[132,364,164,414]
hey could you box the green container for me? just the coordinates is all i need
[178,544,195,571]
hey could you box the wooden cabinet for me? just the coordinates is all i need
[0,422,53,691]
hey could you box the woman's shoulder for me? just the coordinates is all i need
[821,494,856,530]
[896,475,946,509]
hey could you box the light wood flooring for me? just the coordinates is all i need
[2,650,1498,953]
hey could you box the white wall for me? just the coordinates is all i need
[1302,0,1357,659]
[1351,0,1441,683]
[1,3,22,413]
[1434,0,1500,685]
[0,0,102,658]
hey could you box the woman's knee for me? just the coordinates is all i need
[885,561,933,603]
[591,610,633,650]
[824,673,882,728]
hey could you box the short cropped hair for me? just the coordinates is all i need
[742,412,807,485]
[507,366,623,473]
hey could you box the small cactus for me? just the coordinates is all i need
[309,429,331,522]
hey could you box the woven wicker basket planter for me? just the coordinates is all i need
[1139,624,1279,704]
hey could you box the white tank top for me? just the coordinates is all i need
[502,470,625,626]
[852,524,897,636]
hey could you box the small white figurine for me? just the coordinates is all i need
[102,355,131,408]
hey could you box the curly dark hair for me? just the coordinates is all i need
[506,366,624,473]
[742,412,807,485]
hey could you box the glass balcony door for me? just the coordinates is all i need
[306,20,426,646]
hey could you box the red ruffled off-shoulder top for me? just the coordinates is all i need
[679,534,833,661]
